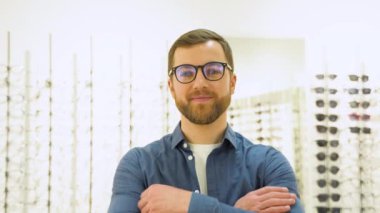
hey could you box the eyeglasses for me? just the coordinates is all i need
[316,74,337,80]
[349,113,370,121]
[317,193,341,202]
[313,87,338,94]
[349,101,370,109]
[316,207,341,213]
[316,125,338,134]
[316,152,339,161]
[316,100,338,108]
[315,114,338,122]
[348,88,371,94]
[317,179,340,188]
[349,74,369,82]
[169,61,233,84]
[349,127,371,134]
[316,140,339,147]
[317,165,340,174]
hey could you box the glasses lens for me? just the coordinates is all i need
[363,127,371,134]
[329,115,338,122]
[350,127,360,133]
[362,101,370,108]
[317,207,329,213]
[317,179,327,187]
[316,74,324,79]
[362,88,371,94]
[175,65,196,83]
[329,89,337,94]
[316,125,327,133]
[203,62,224,80]
[330,180,339,188]
[329,127,338,134]
[316,140,327,147]
[316,100,324,107]
[350,101,359,108]
[330,140,339,147]
[330,166,339,174]
[331,193,341,201]
[316,152,326,161]
[317,165,327,173]
[315,114,325,121]
[349,75,359,81]
[314,87,325,93]
[317,194,329,202]
[329,100,338,108]
[330,152,339,161]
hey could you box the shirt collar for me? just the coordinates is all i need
[170,122,238,149]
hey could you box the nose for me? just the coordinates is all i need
[192,67,208,88]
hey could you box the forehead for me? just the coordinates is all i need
[173,40,227,66]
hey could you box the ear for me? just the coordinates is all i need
[168,77,175,98]
[230,73,237,94]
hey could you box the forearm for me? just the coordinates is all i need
[189,193,253,213]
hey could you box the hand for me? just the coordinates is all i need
[234,186,296,213]
[138,184,192,213]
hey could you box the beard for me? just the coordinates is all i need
[174,89,231,125]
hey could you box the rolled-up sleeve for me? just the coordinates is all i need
[263,148,304,212]
[108,148,145,213]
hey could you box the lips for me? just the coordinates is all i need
[190,96,213,103]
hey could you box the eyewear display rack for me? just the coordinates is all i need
[310,69,380,213]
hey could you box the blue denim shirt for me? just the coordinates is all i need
[109,123,304,212]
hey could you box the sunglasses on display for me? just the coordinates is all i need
[316,207,341,213]
[316,140,339,147]
[317,193,341,202]
[316,100,338,108]
[349,113,370,121]
[313,87,338,94]
[348,88,371,95]
[316,125,338,134]
[349,127,371,134]
[349,101,370,109]
[317,165,340,174]
[315,114,338,122]
[317,179,340,188]
[316,152,339,161]
[349,74,369,82]
[169,61,233,84]
[316,74,337,80]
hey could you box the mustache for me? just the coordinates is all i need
[187,89,215,99]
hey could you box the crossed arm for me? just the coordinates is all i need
[138,184,297,213]
[108,148,303,213]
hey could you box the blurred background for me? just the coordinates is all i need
[1,0,380,212]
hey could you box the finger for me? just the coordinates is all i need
[261,205,291,213]
[254,186,289,196]
[258,191,296,202]
[137,197,147,210]
[259,197,295,210]
[140,188,149,199]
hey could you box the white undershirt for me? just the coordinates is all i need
[188,143,221,195]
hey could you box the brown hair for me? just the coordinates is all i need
[168,29,234,73]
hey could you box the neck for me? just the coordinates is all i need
[180,112,227,144]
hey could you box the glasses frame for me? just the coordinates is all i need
[168,61,233,84]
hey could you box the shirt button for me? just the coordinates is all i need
[194,190,200,193]
[183,143,188,148]
[187,155,193,161]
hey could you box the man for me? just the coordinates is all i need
[108,29,304,213]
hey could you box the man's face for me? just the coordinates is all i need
[168,40,236,125]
